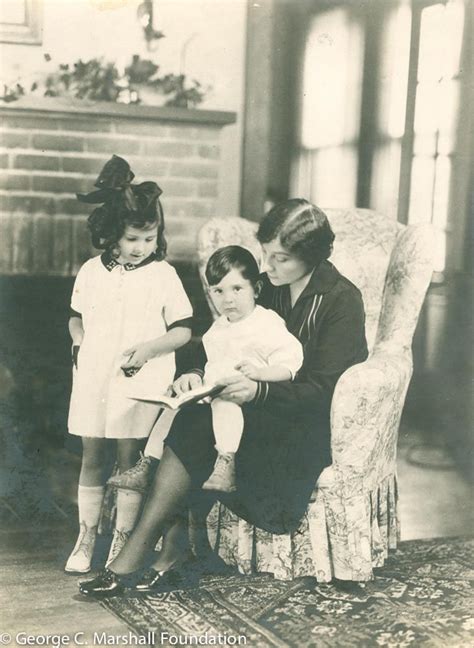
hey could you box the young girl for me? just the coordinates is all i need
[65,155,193,574]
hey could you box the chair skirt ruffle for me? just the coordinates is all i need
[206,473,400,582]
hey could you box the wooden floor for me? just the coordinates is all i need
[1,523,130,645]
[398,426,474,540]
[1,424,472,647]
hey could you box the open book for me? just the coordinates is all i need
[129,383,224,410]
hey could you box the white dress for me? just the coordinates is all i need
[68,254,193,439]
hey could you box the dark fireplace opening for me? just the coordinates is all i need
[0,264,212,521]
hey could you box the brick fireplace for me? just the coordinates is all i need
[0,97,236,276]
[0,99,236,437]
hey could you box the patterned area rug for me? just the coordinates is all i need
[102,536,474,647]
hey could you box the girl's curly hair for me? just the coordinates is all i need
[77,155,167,260]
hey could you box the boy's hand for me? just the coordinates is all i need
[121,342,154,375]
[235,361,261,380]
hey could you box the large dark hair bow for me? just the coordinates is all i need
[77,154,162,212]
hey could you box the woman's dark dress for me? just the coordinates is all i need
[166,260,368,534]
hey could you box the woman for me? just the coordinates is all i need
[79,199,368,596]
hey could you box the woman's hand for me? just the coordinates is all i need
[217,374,258,405]
[121,342,154,372]
[172,372,203,396]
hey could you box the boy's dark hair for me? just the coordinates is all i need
[257,198,335,269]
[205,245,260,287]
[78,155,167,259]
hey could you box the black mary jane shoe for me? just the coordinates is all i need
[78,568,129,598]
[134,556,198,594]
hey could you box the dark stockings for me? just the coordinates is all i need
[151,514,189,571]
[109,446,191,575]
[189,492,217,557]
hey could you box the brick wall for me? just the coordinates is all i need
[0,98,236,276]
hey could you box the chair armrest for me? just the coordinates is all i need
[330,352,412,475]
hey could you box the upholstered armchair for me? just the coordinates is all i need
[197,209,433,582]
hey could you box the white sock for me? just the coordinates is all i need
[106,490,143,566]
[78,484,105,528]
[211,400,243,453]
[65,484,104,572]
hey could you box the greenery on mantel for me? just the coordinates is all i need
[1,54,210,109]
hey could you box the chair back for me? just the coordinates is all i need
[326,209,434,354]
[324,208,402,352]
[197,211,433,354]
[373,224,434,354]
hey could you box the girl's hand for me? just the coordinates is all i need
[121,342,154,372]
[217,374,258,405]
[72,345,80,369]
[172,372,203,396]
[235,361,261,380]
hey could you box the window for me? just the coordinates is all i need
[371,2,412,220]
[0,0,42,45]
[404,0,465,272]
[293,0,469,276]
[291,6,364,207]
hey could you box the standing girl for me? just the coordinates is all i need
[65,155,193,574]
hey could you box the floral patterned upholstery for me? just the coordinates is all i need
[197,209,434,581]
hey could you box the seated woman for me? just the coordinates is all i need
[79,199,368,597]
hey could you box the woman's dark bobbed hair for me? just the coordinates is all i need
[257,199,335,269]
[77,155,167,260]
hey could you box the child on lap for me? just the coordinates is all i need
[109,245,303,494]
[200,245,303,492]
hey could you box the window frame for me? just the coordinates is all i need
[0,0,43,46]
[397,0,467,280]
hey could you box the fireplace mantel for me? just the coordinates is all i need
[0,97,236,126]
[0,97,237,275]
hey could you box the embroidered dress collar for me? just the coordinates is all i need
[100,251,157,272]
